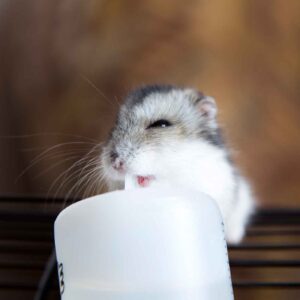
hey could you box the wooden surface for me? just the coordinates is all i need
[0,1,300,205]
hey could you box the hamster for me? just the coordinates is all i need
[100,84,255,243]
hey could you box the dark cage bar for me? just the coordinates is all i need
[0,196,300,300]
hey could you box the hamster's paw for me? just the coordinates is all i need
[225,223,245,244]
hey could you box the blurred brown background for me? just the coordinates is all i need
[0,0,300,207]
[0,2,300,299]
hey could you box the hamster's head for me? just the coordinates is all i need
[101,84,223,184]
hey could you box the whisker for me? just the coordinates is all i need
[33,154,81,180]
[15,142,96,183]
[63,165,99,207]
[50,144,102,204]
[83,173,100,199]
[73,169,98,201]
[48,153,97,201]
[90,166,106,197]
[69,157,101,200]
[70,144,102,186]
[81,162,104,199]
[0,132,98,142]
[80,73,120,107]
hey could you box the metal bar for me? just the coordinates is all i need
[1,197,300,297]
[234,282,300,288]
[0,240,51,254]
[229,244,300,250]
[0,212,56,222]
[246,229,300,236]
[230,260,300,267]
[34,250,57,300]
[251,211,300,226]
[0,261,45,270]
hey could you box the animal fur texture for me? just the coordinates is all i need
[101,85,255,243]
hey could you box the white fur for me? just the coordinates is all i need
[101,87,255,244]
[105,139,254,243]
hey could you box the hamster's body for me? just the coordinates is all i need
[101,85,255,243]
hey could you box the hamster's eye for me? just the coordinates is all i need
[147,119,172,129]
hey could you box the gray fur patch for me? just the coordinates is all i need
[201,127,225,148]
[115,84,226,151]
[125,84,176,107]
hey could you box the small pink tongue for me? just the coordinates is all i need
[137,175,155,187]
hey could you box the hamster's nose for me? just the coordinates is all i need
[110,151,119,162]
[112,158,125,172]
[110,151,125,172]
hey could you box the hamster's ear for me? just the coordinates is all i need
[195,95,217,119]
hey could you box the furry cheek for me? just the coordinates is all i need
[128,148,161,176]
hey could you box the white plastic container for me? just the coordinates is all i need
[54,187,234,300]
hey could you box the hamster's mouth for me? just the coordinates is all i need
[136,175,155,187]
